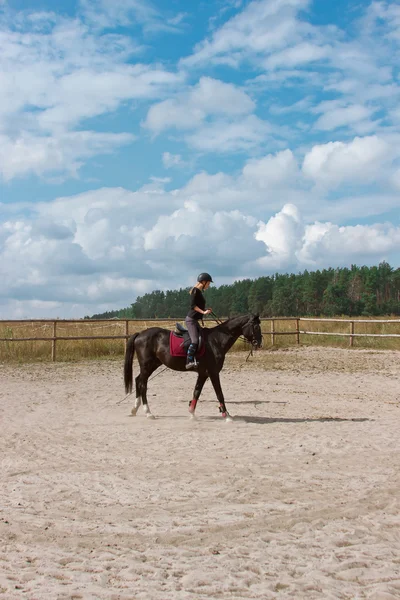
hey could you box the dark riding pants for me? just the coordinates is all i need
[185,316,200,345]
[185,316,200,362]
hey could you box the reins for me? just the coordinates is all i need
[209,311,257,361]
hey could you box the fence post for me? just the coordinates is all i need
[270,319,275,346]
[124,320,129,352]
[51,321,57,362]
[349,321,354,347]
[296,318,300,344]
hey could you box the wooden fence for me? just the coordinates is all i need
[1,317,400,361]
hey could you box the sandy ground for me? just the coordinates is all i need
[1,346,400,600]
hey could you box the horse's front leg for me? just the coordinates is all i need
[189,373,208,419]
[209,371,233,422]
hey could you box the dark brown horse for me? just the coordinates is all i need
[124,314,262,421]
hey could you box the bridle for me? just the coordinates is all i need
[210,312,263,349]
[245,319,263,349]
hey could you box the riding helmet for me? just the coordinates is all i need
[197,272,213,283]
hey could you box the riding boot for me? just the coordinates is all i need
[186,342,198,370]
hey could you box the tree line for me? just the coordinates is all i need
[87,262,400,320]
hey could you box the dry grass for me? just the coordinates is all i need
[0,317,399,363]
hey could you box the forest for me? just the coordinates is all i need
[88,262,400,319]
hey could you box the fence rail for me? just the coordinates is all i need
[1,317,400,361]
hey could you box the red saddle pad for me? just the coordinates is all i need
[169,332,206,358]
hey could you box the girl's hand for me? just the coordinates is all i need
[204,308,212,315]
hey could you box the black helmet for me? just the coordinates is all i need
[197,272,213,283]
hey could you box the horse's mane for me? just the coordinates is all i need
[209,314,252,332]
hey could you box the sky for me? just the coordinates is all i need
[1,0,400,319]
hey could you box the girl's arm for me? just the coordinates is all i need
[193,306,211,315]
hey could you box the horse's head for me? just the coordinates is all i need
[242,314,263,349]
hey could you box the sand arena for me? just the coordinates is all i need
[1,346,400,599]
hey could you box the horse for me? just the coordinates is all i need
[124,314,263,421]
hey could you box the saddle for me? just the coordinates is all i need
[169,323,206,358]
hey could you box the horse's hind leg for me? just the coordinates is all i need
[131,375,142,416]
[189,373,208,419]
[139,360,161,419]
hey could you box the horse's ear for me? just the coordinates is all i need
[254,314,260,322]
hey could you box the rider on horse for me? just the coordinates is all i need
[185,272,213,369]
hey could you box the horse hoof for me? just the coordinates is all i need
[146,413,155,420]
[224,415,234,423]
[189,413,197,421]
[131,408,138,416]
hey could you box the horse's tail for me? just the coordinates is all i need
[124,333,139,394]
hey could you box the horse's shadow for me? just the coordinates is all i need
[206,416,371,424]
[225,400,287,405]
[149,414,371,424]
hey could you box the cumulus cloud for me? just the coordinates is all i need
[2,137,400,318]
[254,204,304,267]
[302,135,394,188]
[179,0,400,146]
[255,205,400,270]
[180,0,312,68]
[0,9,181,180]
[2,1,400,318]
[144,76,269,153]
[184,115,271,153]
[242,149,299,187]
[144,76,255,130]
[313,104,377,132]
[0,131,134,181]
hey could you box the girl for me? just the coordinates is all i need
[185,272,213,369]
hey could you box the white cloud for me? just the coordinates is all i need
[255,203,303,266]
[180,0,400,142]
[265,42,331,69]
[0,131,133,181]
[34,66,182,133]
[242,149,299,187]
[298,222,400,264]
[313,104,377,132]
[162,152,184,168]
[185,114,271,153]
[2,137,400,317]
[143,201,257,255]
[2,1,400,318]
[180,0,311,68]
[302,135,394,188]
[145,98,205,133]
[79,0,184,34]
[188,76,254,115]
[144,77,266,153]
[254,205,400,270]
[0,10,181,180]
[144,77,255,134]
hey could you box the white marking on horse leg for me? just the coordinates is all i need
[131,397,141,416]
[143,404,155,419]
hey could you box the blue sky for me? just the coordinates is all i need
[1,0,400,318]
